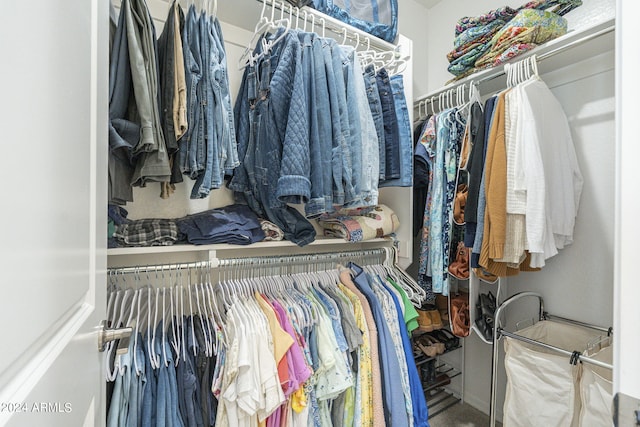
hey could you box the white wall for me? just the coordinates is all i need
[415,0,616,419]
[397,0,430,96]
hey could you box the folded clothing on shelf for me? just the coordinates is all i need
[447,0,579,77]
[177,203,266,245]
[316,204,399,242]
[114,218,180,247]
[475,9,567,69]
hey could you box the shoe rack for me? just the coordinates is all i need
[412,297,465,418]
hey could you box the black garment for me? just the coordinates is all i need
[157,1,185,184]
[464,99,491,248]
[413,118,430,236]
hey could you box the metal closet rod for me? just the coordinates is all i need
[255,0,399,52]
[107,248,388,275]
[497,329,613,371]
[414,23,615,106]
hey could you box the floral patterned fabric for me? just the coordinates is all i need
[475,9,568,69]
[455,6,519,36]
[448,0,580,77]
[417,109,465,297]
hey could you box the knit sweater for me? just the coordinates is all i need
[480,91,508,266]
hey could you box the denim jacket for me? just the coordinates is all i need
[230,31,316,246]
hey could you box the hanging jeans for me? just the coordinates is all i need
[379,74,413,188]
[181,5,204,179]
[191,13,221,199]
[376,68,401,181]
[364,64,386,182]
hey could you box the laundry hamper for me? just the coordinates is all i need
[502,320,606,427]
[578,345,613,426]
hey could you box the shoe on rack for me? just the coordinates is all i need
[433,372,451,387]
[421,359,437,384]
[421,334,445,355]
[430,329,460,351]
[428,309,443,330]
[416,308,433,332]
[415,335,439,358]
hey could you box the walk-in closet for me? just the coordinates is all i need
[1,0,639,426]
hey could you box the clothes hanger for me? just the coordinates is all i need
[295,272,316,329]
[215,269,237,347]
[237,0,271,69]
[207,264,226,352]
[149,286,162,370]
[386,246,426,305]
[193,266,211,357]
[211,0,217,18]
[167,267,180,359]
[340,27,348,45]
[142,269,159,370]
[301,9,308,33]
[177,267,187,363]
[104,285,127,381]
[197,264,214,357]
[309,11,316,35]
[201,263,219,355]
[160,287,170,368]
[185,266,198,358]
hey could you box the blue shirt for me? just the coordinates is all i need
[380,279,431,427]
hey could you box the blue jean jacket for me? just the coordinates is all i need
[230,32,316,246]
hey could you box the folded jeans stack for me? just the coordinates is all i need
[177,204,266,245]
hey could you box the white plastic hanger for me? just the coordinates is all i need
[167,267,180,359]
[149,286,162,370]
[194,266,213,357]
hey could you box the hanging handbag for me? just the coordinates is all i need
[453,184,468,225]
[448,241,470,279]
[449,292,470,337]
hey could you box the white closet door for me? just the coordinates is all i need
[615,0,640,422]
[0,1,108,426]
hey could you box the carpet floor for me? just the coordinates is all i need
[428,402,502,427]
